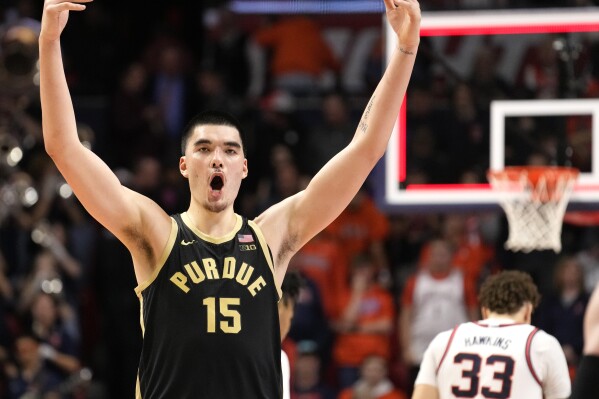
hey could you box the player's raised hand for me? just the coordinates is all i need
[384,0,421,48]
[40,0,92,42]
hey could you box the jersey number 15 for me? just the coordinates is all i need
[202,297,241,334]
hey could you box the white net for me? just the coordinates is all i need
[488,167,579,253]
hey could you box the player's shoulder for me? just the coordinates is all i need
[252,194,298,233]
[524,326,566,366]
[529,327,562,351]
[430,323,468,348]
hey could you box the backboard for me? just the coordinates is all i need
[378,9,599,212]
[229,0,384,13]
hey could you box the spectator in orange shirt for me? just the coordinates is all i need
[332,252,395,389]
[252,15,340,94]
[325,186,390,285]
[399,238,478,391]
[338,355,407,399]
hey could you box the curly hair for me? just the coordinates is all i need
[280,270,302,306]
[478,271,541,315]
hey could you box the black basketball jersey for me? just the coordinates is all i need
[135,213,283,399]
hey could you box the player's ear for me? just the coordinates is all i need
[481,307,489,319]
[523,302,533,324]
[242,158,248,179]
[180,156,189,178]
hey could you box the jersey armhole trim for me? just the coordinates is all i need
[134,217,178,297]
[436,325,460,374]
[248,220,282,300]
[138,295,146,337]
[525,327,543,388]
[136,374,142,399]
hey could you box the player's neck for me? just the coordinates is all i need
[484,308,530,324]
[185,205,238,237]
[484,313,520,323]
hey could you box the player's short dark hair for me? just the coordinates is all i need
[478,270,541,315]
[281,271,302,306]
[180,110,246,155]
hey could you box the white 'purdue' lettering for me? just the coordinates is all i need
[170,273,190,293]
[236,263,254,285]
[202,258,219,279]
[248,277,266,297]
[184,261,205,283]
[223,257,235,278]
[170,257,267,296]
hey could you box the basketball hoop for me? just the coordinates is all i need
[487,166,579,253]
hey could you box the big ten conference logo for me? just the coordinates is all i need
[239,244,256,251]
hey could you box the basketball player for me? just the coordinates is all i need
[39,0,421,397]
[571,281,599,399]
[412,270,571,399]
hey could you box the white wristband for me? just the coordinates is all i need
[38,343,57,360]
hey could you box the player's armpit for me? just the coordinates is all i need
[411,384,439,399]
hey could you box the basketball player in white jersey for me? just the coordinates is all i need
[412,270,571,399]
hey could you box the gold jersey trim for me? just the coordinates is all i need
[248,220,282,300]
[181,212,243,244]
[138,295,145,337]
[135,375,142,399]
[134,217,178,297]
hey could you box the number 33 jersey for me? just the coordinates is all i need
[416,318,571,399]
[134,213,282,399]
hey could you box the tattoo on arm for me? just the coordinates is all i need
[399,47,415,55]
[359,121,368,133]
[359,95,376,133]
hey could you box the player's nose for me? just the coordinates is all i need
[210,148,224,168]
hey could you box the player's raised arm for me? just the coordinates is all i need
[256,0,420,275]
[39,0,171,280]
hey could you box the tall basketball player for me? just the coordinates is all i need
[38,0,421,397]
[571,280,599,399]
[412,271,571,399]
[279,272,302,399]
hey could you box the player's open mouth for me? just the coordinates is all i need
[210,175,224,191]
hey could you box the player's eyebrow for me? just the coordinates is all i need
[223,141,242,149]
[192,139,212,147]
[192,139,241,149]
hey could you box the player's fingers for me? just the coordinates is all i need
[394,0,420,6]
[393,0,421,16]
[383,0,396,11]
[45,0,93,4]
[46,2,87,13]
[44,0,92,9]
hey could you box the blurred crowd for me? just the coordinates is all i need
[1,0,599,398]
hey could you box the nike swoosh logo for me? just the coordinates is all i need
[181,240,197,246]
